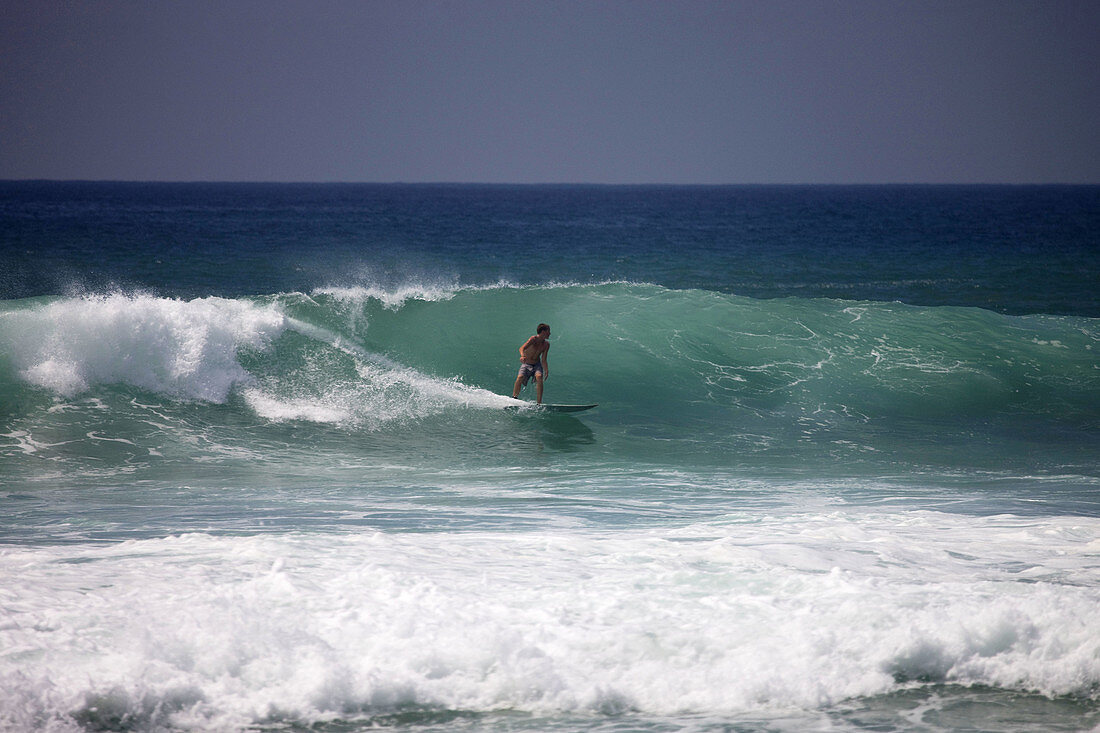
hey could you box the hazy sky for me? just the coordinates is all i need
[2,0,1098,183]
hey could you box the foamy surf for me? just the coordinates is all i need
[2,512,1098,732]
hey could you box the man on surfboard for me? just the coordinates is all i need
[513,323,550,404]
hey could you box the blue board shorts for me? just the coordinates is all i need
[517,361,543,385]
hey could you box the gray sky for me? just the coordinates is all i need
[2,0,1098,183]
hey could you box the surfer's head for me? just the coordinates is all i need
[537,323,550,337]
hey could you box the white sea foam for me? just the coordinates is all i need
[1,294,286,401]
[1,512,1098,731]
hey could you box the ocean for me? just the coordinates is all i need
[1,182,1098,732]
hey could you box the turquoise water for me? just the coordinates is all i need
[1,184,1099,732]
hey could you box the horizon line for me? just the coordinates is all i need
[3,178,1098,187]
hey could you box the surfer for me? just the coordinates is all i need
[512,323,550,404]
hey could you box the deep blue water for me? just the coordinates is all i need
[4,182,1098,314]
[1,182,1098,733]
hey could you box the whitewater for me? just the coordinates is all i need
[1,183,1099,732]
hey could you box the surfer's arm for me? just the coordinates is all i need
[541,348,549,378]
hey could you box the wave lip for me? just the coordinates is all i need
[311,278,645,309]
[314,281,466,310]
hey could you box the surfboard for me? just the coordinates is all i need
[505,403,597,413]
[538,403,597,413]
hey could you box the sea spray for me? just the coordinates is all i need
[0,293,286,401]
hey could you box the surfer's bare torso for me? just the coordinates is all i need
[520,335,549,364]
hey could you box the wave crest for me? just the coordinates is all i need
[1,293,286,401]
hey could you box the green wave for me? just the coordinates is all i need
[1,284,1097,477]
[285,282,1099,422]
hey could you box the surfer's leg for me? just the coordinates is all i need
[535,373,544,404]
[513,372,525,398]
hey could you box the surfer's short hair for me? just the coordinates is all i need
[537,323,550,335]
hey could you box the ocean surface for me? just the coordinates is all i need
[1,182,1099,733]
